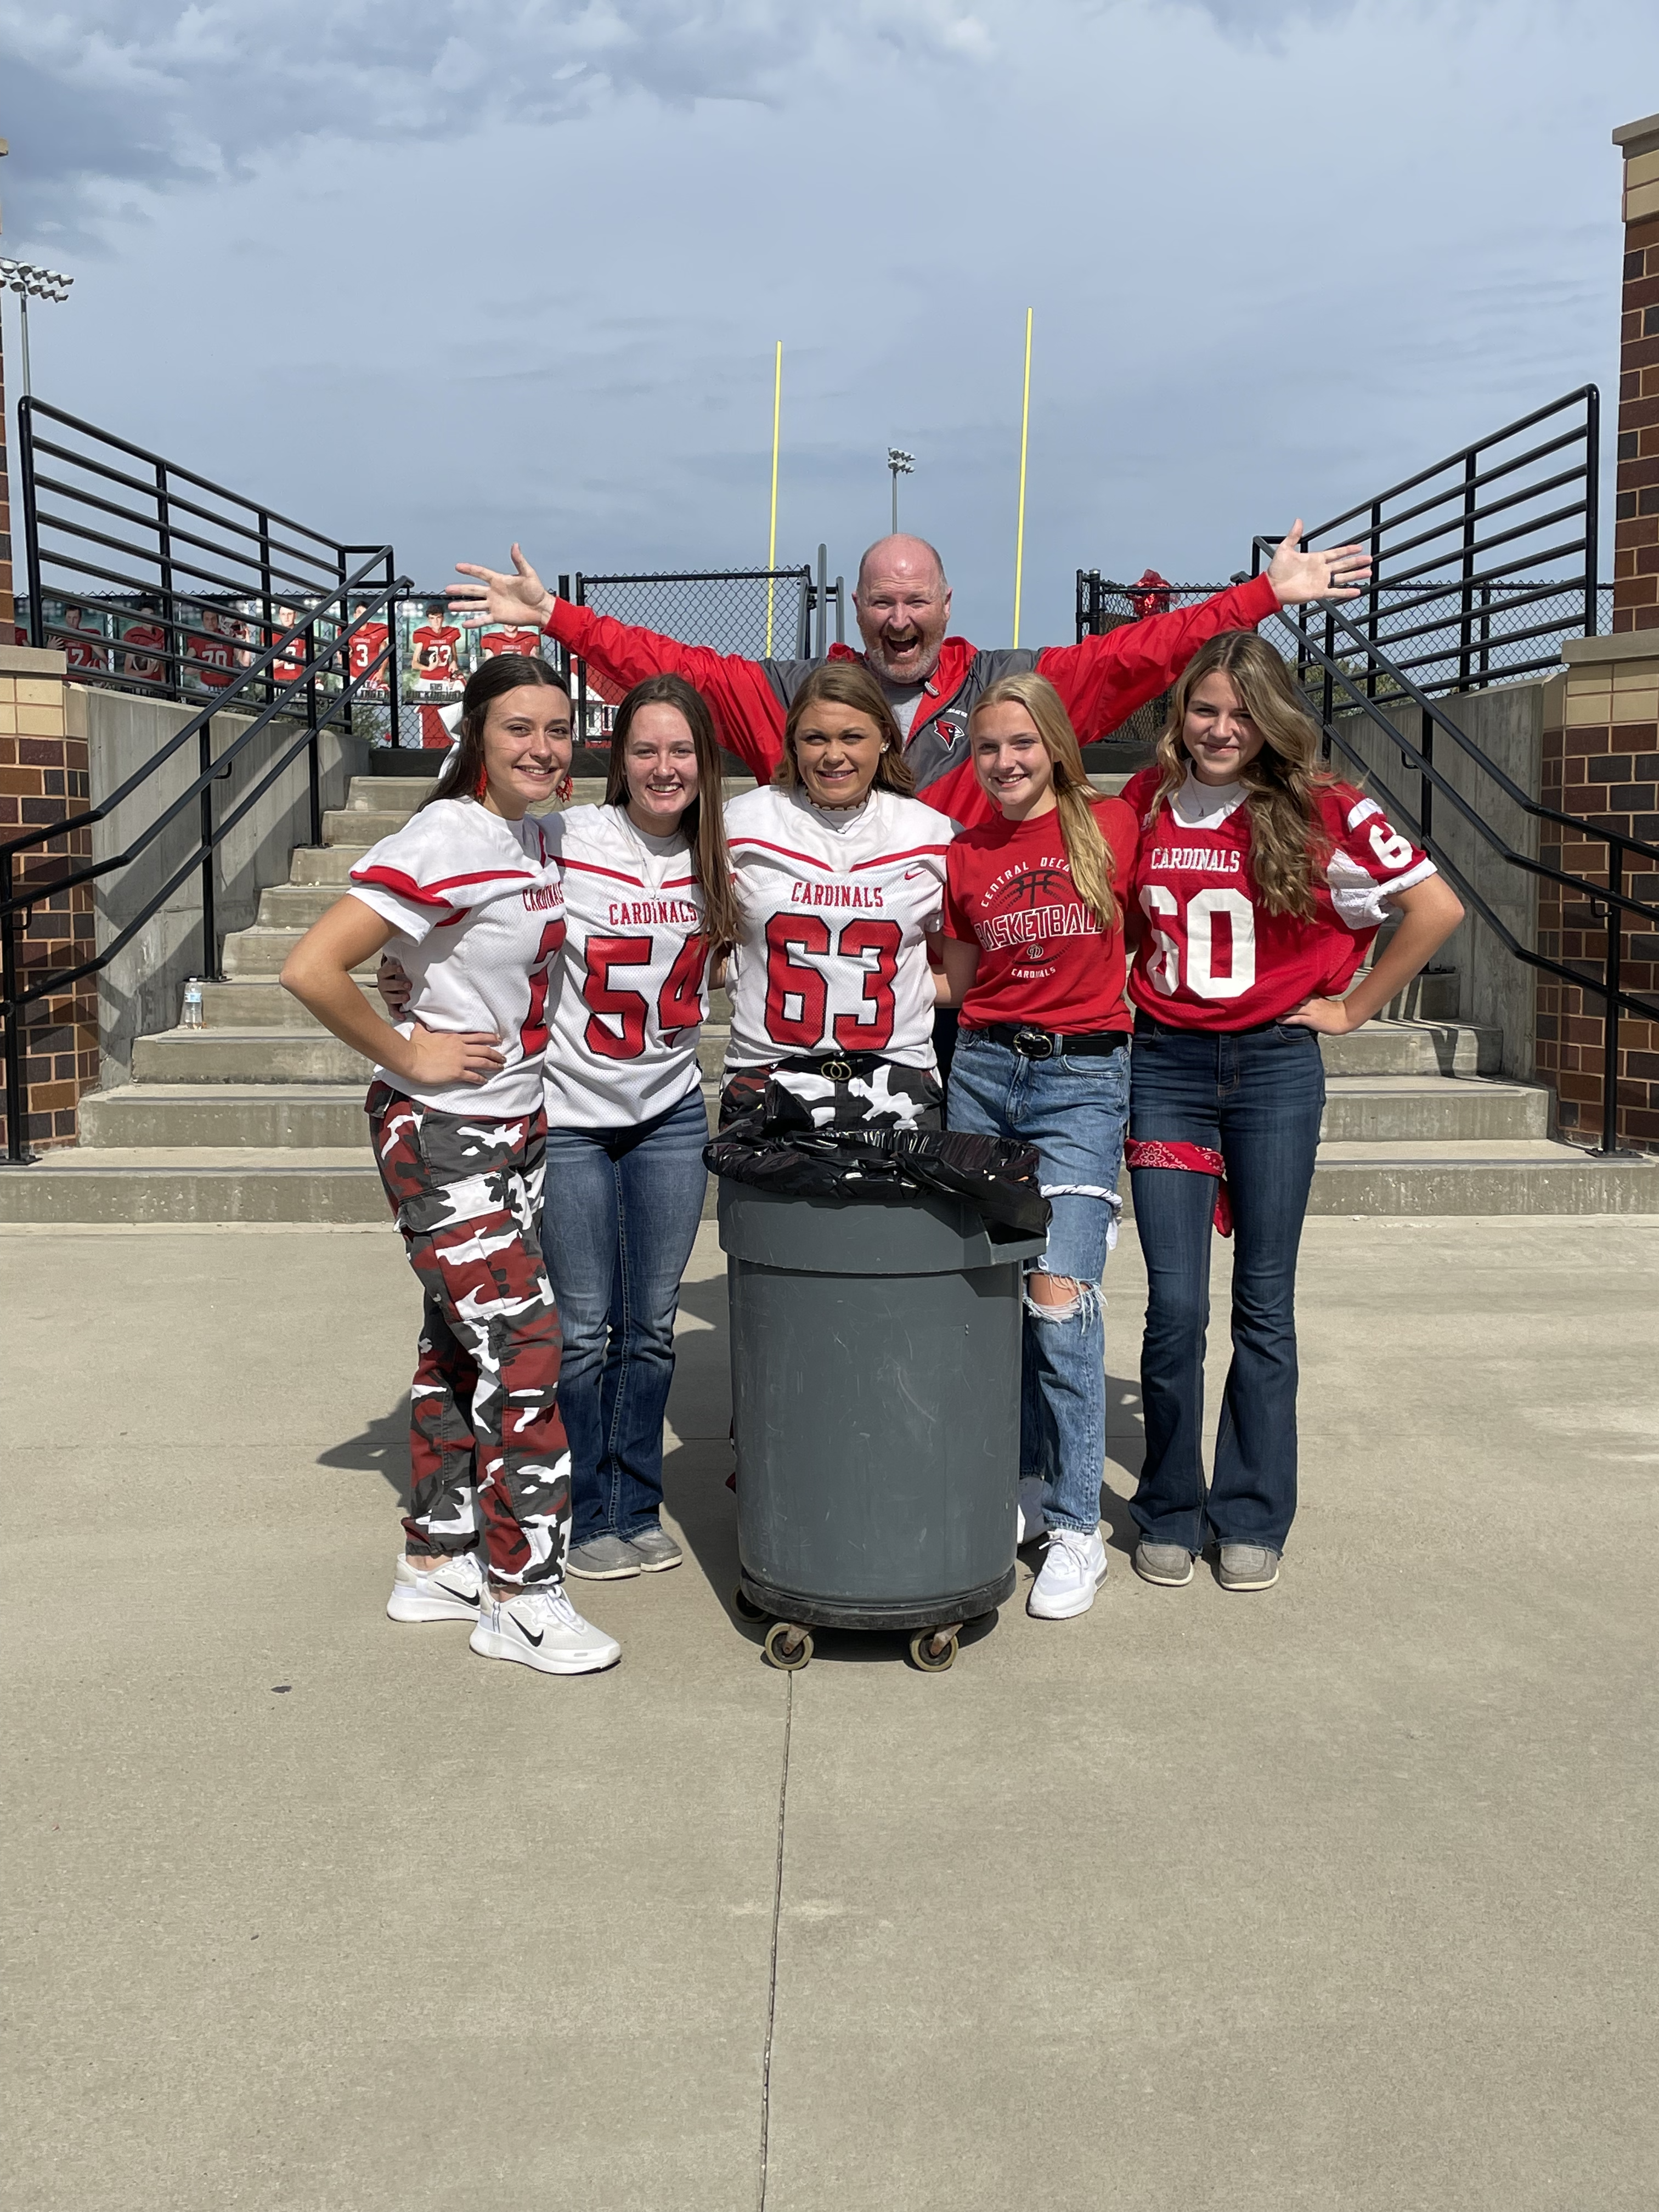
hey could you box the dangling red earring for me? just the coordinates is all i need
[475,761,489,799]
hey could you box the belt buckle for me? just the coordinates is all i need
[821,1057,853,1081]
[1013,1026,1054,1060]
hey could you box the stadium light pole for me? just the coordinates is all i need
[0,259,75,396]
[887,448,913,534]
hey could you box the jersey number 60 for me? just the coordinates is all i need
[1139,885,1257,1000]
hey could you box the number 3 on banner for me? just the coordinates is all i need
[1139,885,1256,1001]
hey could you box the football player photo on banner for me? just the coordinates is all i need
[44,599,112,676]
[478,623,545,665]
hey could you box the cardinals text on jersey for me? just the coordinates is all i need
[723,783,953,1071]
[347,798,566,1117]
[538,805,709,1130]
[1122,767,1436,1031]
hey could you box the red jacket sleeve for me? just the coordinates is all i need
[1035,574,1280,741]
[544,600,787,780]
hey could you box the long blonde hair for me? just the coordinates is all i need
[968,672,1117,932]
[1153,631,1332,920]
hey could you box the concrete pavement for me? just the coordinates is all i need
[3,1213,1656,2211]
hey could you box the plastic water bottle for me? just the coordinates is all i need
[182,977,204,1030]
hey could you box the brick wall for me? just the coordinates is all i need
[0,646,98,1154]
[1536,635,1659,1149]
[1615,113,1659,634]
[0,301,12,635]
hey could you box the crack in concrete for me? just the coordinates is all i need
[757,1671,793,2212]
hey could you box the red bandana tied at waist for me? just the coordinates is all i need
[1124,1139,1233,1237]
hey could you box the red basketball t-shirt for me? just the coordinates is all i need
[1122,766,1435,1031]
[943,795,1139,1033]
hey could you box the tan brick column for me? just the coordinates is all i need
[0,644,97,1152]
[1613,111,1659,633]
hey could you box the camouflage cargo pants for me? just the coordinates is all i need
[366,1081,571,1587]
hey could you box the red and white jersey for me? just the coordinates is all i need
[413,621,461,683]
[479,627,542,661]
[539,804,709,1131]
[723,783,955,1072]
[347,798,565,1118]
[1123,767,1436,1031]
[188,628,239,687]
[348,622,391,687]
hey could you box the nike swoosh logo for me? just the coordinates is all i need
[511,1615,544,1647]
[441,1583,481,1607]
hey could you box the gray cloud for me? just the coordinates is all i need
[3,0,990,237]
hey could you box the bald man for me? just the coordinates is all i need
[452,528,1369,828]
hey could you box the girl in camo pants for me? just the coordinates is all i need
[281,654,621,1677]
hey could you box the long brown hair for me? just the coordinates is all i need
[774,661,916,797]
[420,652,571,810]
[1154,631,1332,919]
[968,672,1118,932]
[605,673,744,958]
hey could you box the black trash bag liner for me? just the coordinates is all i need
[704,1119,1050,1240]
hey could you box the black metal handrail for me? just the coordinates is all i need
[1,550,409,1162]
[1254,551,1658,1160]
[17,396,398,714]
[1256,386,1599,700]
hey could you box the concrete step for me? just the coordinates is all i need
[0,1149,387,1225]
[131,1028,378,1084]
[345,776,436,812]
[222,926,379,980]
[78,1084,370,1149]
[1315,1020,1500,1077]
[257,881,351,929]
[200,980,381,1029]
[1305,1141,1659,1216]
[1318,1075,1549,1144]
[322,808,408,846]
[287,846,364,886]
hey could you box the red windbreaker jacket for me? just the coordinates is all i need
[544,573,1280,829]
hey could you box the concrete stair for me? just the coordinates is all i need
[4,768,1657,1224]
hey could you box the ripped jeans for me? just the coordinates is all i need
[946,1029,1130,1534]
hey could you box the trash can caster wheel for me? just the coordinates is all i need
[764,1622,813,1671]
[909,1629,958,1673]
[733,1587,769,1623]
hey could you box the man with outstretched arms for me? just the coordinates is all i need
[452,529,1372,830]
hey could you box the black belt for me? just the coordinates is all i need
[968,1024,1128,1060]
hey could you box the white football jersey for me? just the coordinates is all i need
[723,783,955,1072]
[538,805,709,1130]
[348,798,565,1118]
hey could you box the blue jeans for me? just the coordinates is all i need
[947,1029,1131,1534]
[1128,1013,1325,1556]
[540,1087,709,1544]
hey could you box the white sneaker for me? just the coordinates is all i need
[469,1583,622,1676]
[1028,1526,1108,1620]
[386,1549,486,1624]
[1016,1476,1053,1547]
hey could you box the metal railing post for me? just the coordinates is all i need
[1365,500,1381,699]
[18,401,46,650]
[156,460,180,699]
[1584,384,1601,638]
[817,544,829,657]
[833,577,845,645]
[1321,609,1335,759]
[1596,840,1631,1159]
[337,551,350,735]
[1418,704,1434,845]
[0,851,35,1163]
[258,510,274,706]
[304,616,323,846]
[573,574,589,751]
[384,562,402,746]
[1458,447,1478,692]
[198,715,219,978]
[556,575,572,684]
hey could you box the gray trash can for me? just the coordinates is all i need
[719,1180,1046,1672]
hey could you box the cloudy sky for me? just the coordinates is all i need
[3,0,1654,645]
